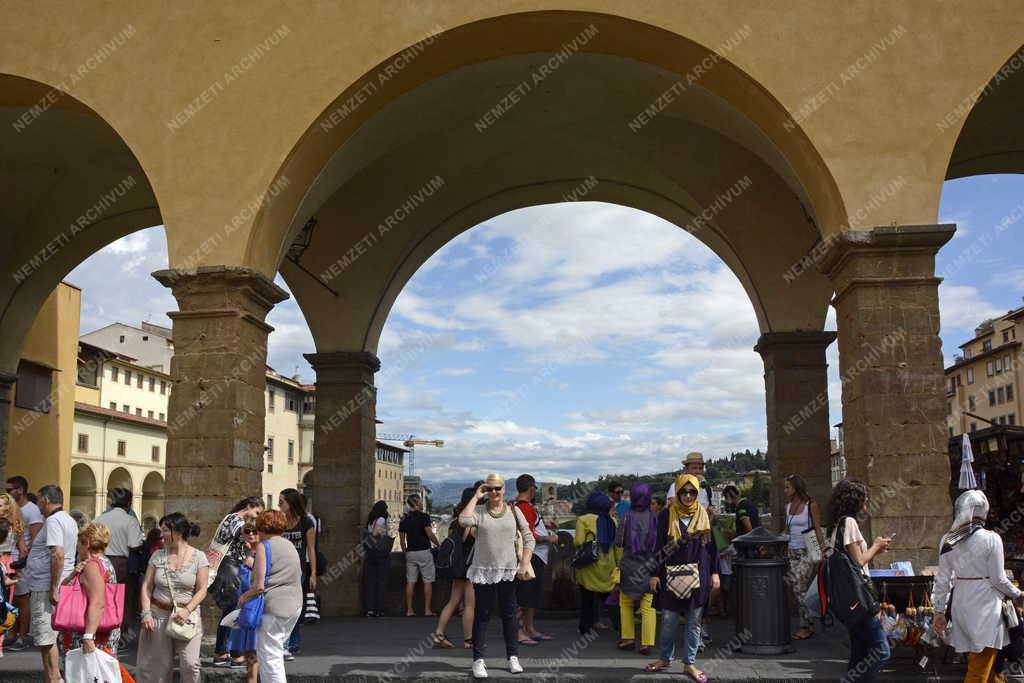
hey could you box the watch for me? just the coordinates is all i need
[82,633,95,641]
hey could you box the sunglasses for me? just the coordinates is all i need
[243,527,258,534]
[483,486,503,493]
[612,490,623,495]
[680,488,699,498]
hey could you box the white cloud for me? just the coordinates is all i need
[438,367,475,376]
[939,284,1003,330]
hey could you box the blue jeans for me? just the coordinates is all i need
[658,603,704,665]
[845,616,889,682]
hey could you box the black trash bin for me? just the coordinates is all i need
[732,526,794,654]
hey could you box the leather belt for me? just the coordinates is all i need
[151,597,175,612]
[958,577,990,580]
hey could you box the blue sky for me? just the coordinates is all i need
[67,176,1024,483]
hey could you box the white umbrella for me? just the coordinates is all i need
[959,433,978,490]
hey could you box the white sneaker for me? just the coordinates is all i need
[509,655,523,674]
[473,658,488,679]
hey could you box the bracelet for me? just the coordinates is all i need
[140,610,152,618]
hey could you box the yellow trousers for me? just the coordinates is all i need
[965,647,1003,683]
[619,592,656,647]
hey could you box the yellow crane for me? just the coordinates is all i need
[377,433,444,476]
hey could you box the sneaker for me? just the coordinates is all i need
[6,637,29,651]
[472,658,488,679]
[212,657,232,667]
[283,650,295,662]
[508,656,523,674]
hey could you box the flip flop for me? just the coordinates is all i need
[644,661,671,672]
[684,668,709,683]
[617,639,636,650]
[518,638,539,646]
[532,633,555,641]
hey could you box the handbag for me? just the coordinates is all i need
[52,559,125,633]
[363,531,395,560]
[825,516,879,627]
[209,556,242,611]
[618,553,654,599]
[510,506,535,579]
[1001,599,1024,661]
[163,552,200,641]
[802,501,823,563]
[572,531,600,569]
[665,563,700,600]
[238,541,271,630]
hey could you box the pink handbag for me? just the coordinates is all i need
[51,559,125,633]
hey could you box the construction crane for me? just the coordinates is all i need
[377,433,444,476]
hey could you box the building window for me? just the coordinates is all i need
[967,368,974,384]
[1000,416,1007,425]
[267,494,273,509]
[946,401,952,416]
[77,359,99,387]
[997,359,1004,374]
[122,404,130,414]
[117,440,126,456]
[1005,330,1011,343]
[267,437,274,460]
[965,348,973,360]
[14,361,53,413]
[303,398,315,414]
[159,412,165,421]
[111,366,119,381]
[1009,384,1015,401]
[137,374,143,388]
[1005,355,1013,371]
[268,390,275,412]
[152,445,160,462]
[998,387,1006,403]
[288,440,294,464]
[119,334,125,343]
[77,433,88,453]
[969,396,976,410]
[268,463,274,473]
[988,361,995,377]
[149,377,155,391]
[135,408,142,416]
[109,401,117,410]
[949,378,956,393]
[142,335,149,341]
[160,380,166,395]
[1011,414,1017,426]
[125,369,132,384]
[990,390,997,406]
[287,397,297,412]
[956,374,962,386]
[148,410,154,418]
[984,340,993,352]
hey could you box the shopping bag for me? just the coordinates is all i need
[65,647,121,683]
[802,576,823,619]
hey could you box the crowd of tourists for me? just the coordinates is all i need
[0,475,313,683]
[3,455,1023,683]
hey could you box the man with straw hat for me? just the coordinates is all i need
[667,453,714,514]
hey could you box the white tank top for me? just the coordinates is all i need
[786,501,811,549]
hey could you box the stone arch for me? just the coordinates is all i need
[141,471,165,526]
[944,44,1024,180]
[106,467,133,497]
[0,73,163,373]
[69,463,97,520]
[246,10,847,277]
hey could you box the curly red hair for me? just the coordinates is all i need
[256,509,289,535]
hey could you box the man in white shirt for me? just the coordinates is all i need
[24,485,78,682]
[95,486,144,630]
[4,475,44,649]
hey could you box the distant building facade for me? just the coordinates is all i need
[946,303,1024,437]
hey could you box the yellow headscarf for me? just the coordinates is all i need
[668,473,711,542]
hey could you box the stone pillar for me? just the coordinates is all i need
[304,351,379,616]
[0,370,16,484]
[755,331,837,524]
[153,266,288,546]
[821,225,955,569]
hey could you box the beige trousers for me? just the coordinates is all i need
[136,607,202,683]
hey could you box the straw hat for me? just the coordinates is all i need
[682,452,705,467]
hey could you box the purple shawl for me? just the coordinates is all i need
[624,483,658,555]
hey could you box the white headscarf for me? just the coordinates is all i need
[942,490,989,551]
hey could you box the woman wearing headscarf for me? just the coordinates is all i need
[615,482,658,654]
[645,474,720,681]
[575,491,621,635]
[932,490,1021,682]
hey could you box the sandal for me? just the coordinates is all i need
[638,646,652,656]
[532,632,555,641]
[684,666,709,683]
[518,638,539,646]
[463,638,473,650]
[644,660,671,672]
[617,639,635,650]
[432,632,456,649]
[793,627,814,640]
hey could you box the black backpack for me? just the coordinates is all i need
[825,516,880,627]
[435,522,467,579]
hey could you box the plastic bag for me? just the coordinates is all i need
[65,647,121,683]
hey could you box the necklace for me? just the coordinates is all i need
[486,502,506,519]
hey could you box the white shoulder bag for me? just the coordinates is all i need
[164,552,200,641]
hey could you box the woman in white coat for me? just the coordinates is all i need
[932,490,1021,681]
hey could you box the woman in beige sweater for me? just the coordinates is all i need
[459,473,535,679]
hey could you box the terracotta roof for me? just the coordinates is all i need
[75,401,168,428]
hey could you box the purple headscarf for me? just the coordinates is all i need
[623,482,658,555]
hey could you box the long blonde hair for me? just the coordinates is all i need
[0,492,25,541]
